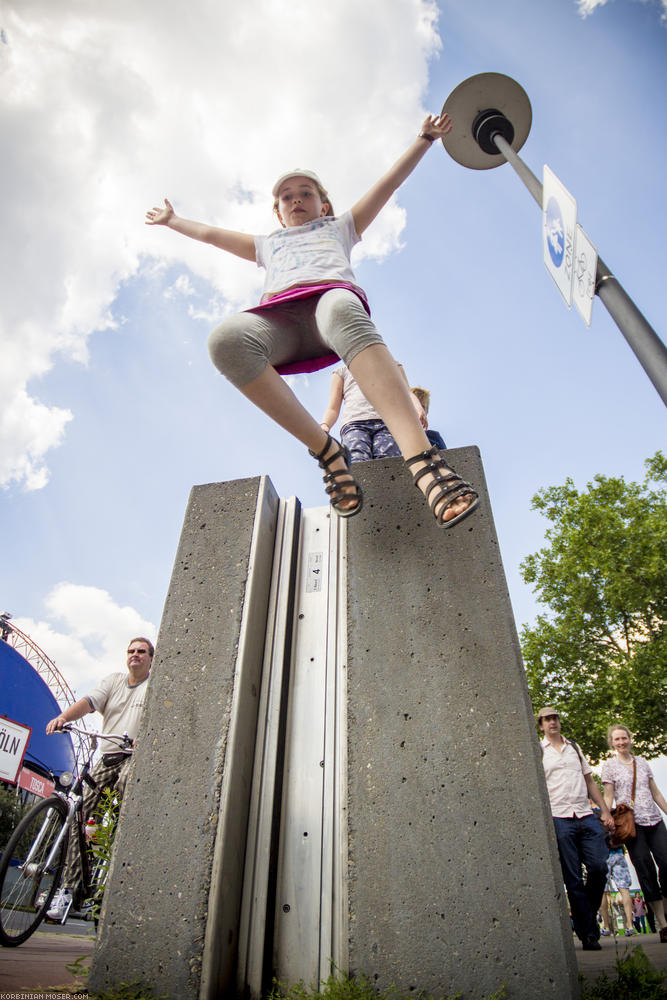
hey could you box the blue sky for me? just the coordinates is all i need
[1,0,665,784]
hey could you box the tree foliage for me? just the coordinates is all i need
[0,784,28,852]
[520,452,667,763]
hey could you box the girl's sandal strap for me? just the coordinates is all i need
[406,446,478,528]
[309,434,363,518]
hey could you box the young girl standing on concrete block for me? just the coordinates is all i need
[320,364,407,463]
[145,113,478,528]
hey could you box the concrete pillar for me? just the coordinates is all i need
[90,448,579,1000]
[90,476,280,1000]
[343,447,579,999]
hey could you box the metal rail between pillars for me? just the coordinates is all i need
[237,502,349,999]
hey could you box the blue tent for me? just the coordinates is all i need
[0,640,76,779]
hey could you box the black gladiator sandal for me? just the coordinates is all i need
[309,434,363,518]
[405,446,479,528]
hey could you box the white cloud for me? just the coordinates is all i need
[165,274,196,300]
[0,382,72,490]
[14,583,157,700]
[0,0,441,490]
[576,0,667,20]
[284,373,311,391]
[576,0,609,15]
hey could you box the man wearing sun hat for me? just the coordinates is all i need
[538,705,615,951]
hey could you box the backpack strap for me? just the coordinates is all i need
[566,739,586,772]
[540,737,586,774]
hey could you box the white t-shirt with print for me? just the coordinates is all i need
[254,212,360,297]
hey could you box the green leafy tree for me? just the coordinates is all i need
[0,784,28,852]
[87,786,122,919]
[520,452,667,763]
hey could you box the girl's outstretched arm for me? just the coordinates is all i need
[145,198,256,261]
[320,371,344,432]
[350,114,452,236]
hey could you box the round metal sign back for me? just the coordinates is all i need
[441,72,532,170]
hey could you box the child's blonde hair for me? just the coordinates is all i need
[411,387,430,414]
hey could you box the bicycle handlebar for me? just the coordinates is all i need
[59,724,134,749]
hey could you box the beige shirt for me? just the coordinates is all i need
[541,737,593,818]
[85,671,150,753]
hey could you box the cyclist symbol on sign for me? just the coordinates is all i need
[545,196,565,268]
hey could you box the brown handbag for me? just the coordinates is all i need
[609,758,637,848]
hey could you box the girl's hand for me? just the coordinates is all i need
[419,113,453,141]
[145,198,174,226]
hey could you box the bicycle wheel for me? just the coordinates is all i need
[0,794,69,946]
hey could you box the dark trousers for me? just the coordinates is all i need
[627,820,667,903]
[553,814,609,942]
[61,755,130,904]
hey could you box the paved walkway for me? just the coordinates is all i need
[1,926,666,996]
[0,923,94,995]
[576,930,667,988]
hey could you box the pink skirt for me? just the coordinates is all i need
[247,282,370,376]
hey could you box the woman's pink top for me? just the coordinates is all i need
[600,755,662,826]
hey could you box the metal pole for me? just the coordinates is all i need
[493,134,542,207]
[493,132,667,406]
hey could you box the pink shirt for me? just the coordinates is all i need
[541,737,593,818]
[600,756,662,826]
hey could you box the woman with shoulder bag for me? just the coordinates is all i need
[601,724,667,942]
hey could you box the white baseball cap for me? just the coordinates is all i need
[272,169,327,198]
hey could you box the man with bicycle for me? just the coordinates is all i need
[44,636,153,922]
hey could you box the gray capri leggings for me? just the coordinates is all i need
[207,288,385,388]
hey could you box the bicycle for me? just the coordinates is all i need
[0,724,133,946]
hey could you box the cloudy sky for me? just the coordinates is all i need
[1,0,665,781]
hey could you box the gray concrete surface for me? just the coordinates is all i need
[90,476,279,1000]
[344,449,580,999]
[88,451,581,1000]
[2,925,666,994]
